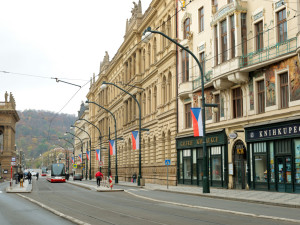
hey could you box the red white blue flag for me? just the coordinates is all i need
[71,157,74,164]
[190,108,203,137]
[131,131,139,150]
[78,154,82,163]
[109,140,115,155]
[95,149,100,161]
[86,150,90,160]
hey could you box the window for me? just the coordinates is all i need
[241,13,247,56]
[199,52,205,75]
[232,87,243,118]
[185,103,192,128]
[214,25,218,65]
[255,21,264,51]
[212,0,218,12]
[280,72,289,108]
[253,142,267,183]
[277,9,287,43]
[257,80,265,113]
[221,19,227,62]
[182,49,189,82]
[230,15,235,58]
[214,94,220,122]
[198,7,204,32]
[184,18,190,39]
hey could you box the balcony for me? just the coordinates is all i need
[192,70,212,90]
[239,37,297,69]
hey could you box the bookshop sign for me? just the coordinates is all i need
[247,123,300,141]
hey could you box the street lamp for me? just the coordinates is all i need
[142,27,218,193]
[71,125,92,180]
[59,137,75,175]
[77,118,103,172]
[65,132,84,178]
[100,82,147,186]
[85,100,119,183]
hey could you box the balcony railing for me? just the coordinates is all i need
[239,37,297,68]
[192,70,212,90]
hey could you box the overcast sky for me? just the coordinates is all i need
[0,0,152,116]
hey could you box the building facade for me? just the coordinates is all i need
[87,0,178,185]
[177,0,300,193]
[0,92,19,180]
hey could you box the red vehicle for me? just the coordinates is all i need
[41,167,48,176]
[47,163,66,183]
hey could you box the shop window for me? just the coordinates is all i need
[270,142,275,182]
[182,49,189,82]
[232,87,243,118]
[198,148,203,181]
[185,103,192,128]
[211,147,222,181]
[221,19,228,62]
[193,149,197,180]
[198,7,204,33]
[294,139,300,184]
[257,80,265,114]
[277,8,287,43]
[280,72,289,109]
[183,149,191,179]
[179,152,183,179]
[255,155,267,182]
[255,21,264,51]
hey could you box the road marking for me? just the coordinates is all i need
[125,190,300,223]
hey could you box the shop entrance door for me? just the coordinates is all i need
[276,156,292,193]
[197,159,203,186]
[233,140,247,189]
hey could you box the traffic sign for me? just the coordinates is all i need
[11,157,16,162]
[165,159,171,166]
[11,162,16,166]
[73,164,77,168]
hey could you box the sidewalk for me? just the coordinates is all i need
[6,179,32,193]
[73,179,300,208]
[67,179,124,192]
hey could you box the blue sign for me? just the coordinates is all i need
[165,159,171,165]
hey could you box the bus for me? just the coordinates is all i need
[47,163,66,183]
[41,167,48,176]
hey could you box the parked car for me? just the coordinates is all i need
[73,174,82,181]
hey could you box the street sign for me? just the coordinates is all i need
[11,162,16,166]
[73,164,77,168]
[11,157,16,162]
[165,159,171,166]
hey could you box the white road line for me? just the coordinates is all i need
[125,190,300,223]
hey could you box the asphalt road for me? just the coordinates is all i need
[16,177,300,225]
[0,182,74,225]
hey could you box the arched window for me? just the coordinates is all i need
[153,38,157,63]
[148,89,152,114]
[143,93,146,116]
[162,22,166,49]
[161,132,165,162]
[163,76,167,103]
[148,43,151,68]
[143,49,146,72]
[154,86,157,111]
[184,18,190,39]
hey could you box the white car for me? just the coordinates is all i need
[31,171,37,176]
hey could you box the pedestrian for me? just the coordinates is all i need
[36,172,39,180]
[28,171,32,184]
[132,173,137,183]
[95,171,103,187]
[19,172,23,188]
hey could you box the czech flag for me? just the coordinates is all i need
[131,131,139,150]
[78,154,82,163]
[86,150,90,160]
[191,108,203,137]
[71,157,74,164]
[96,149,100,161]
[109,140,115,155]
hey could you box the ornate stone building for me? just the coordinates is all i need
[87,0,177,185]
[0,92,19,180]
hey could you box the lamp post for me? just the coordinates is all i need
[100,82,144,186]
[71,125,92,180]
[142,27,218,193]
[85,100,119,183]
[77,118,103,173]
[65,132,84,178]
[59,137,75,177]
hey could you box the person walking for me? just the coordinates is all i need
[95,171,103,187]
[132,173,137,183]
[19,172,23,188]
[36,172,39,180]
[28,171,32,184]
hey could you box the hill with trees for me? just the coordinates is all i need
[16,110,76,159]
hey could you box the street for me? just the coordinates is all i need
[14,177,300,225]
